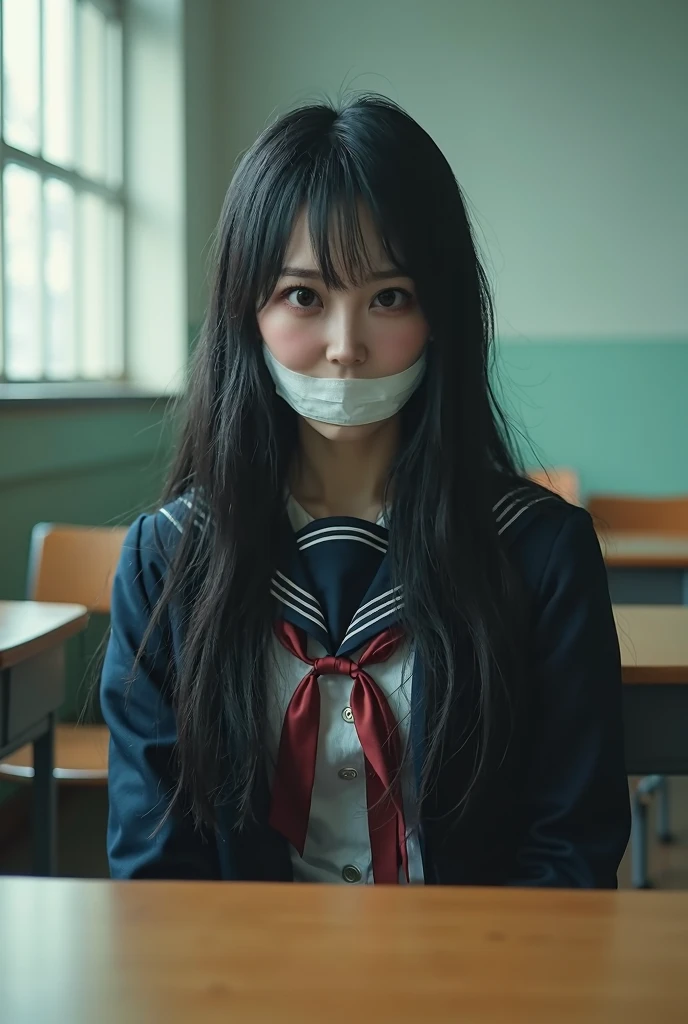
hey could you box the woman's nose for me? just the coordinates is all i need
[324,315,366,366]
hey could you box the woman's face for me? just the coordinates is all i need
[257,207,429,441]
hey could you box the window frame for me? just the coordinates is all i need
[0,0,126,386]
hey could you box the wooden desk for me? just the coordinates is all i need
[0,880,686,1024]
[616,605,688,775]
[0,601,88,875]
[602,533,688,604]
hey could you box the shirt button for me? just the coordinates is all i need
[342,864,362,883]
[341,707,354,723]
[337,767,358,781]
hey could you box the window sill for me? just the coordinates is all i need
[0,381,180,410]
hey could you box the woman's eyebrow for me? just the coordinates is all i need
[280,266,407,282]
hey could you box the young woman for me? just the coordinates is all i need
[102,95,630,886]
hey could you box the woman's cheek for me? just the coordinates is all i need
[373,314,428,374]
[259,309,322,372]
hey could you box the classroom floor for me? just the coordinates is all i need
[1,779,688,887]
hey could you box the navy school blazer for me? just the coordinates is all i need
[101,484,631,886]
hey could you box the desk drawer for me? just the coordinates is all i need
[2,647,65,746]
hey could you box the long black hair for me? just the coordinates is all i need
[143,94,533,833]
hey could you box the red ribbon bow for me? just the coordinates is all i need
[269,619,409,884]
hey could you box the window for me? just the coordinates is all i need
[0,0,124,383]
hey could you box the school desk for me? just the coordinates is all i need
[602,533,688,605]
[0,601,89,875]
[602,533,687,876]
[617,605,688,776]
[616,604,688,888]
[0,879,686,1024]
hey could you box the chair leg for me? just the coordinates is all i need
[631,786,651,889]
[656,776,673,843]
[33,714,57,876]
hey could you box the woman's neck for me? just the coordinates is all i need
[291,417,400,522]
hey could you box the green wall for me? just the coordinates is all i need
[501,341,688,497]
[1,403,171,601]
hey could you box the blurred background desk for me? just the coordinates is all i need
[617,604,688,888]
[618,605,688,776]
[603,535,688,605]
[0,602,88,875]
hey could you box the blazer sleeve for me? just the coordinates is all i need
[509,507,631,888]
[101,514,221,879]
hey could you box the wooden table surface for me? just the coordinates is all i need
[0,880,686,1024]
[601,533,688,569]
[0,600,89,670]
[615,605,688,683]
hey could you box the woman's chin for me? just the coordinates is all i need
[301,416,391,443]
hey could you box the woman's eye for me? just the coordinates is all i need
[284,287,322,309]
[373,288,412,309]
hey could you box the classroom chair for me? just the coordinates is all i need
[527,467,581,505]
[587,495,688,534]
[587,494,688,886]
[0,523,127,788]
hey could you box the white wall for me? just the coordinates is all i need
[183,0,229,330]
[125,0,186,391]
[208,0,687,341]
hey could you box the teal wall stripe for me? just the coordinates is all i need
[495,341,688,497]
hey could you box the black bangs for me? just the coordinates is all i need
[304,149,405,291]
[240,104,414,314]
[251,171,405,312]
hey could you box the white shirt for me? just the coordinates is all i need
[265,497,425,885]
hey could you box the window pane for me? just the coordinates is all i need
[3,0,41,153]
[78,192,106,378]
[105,202,124,376]
[44,178,76,378]
[43,0,74,166]
[77,1,106,181]
[105,18,123,188]
[3,164,42,380]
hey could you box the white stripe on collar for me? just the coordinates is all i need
[497,495,554,536]
[159,492,208,535]
[297,522,388,544]
[159,506,184,534]
[492,487,532,515]
[272,570,324,620]
[348,586,403,631]
[299,533,388,555]
[179,494,207,520]
[495,494,533,524]
[271,575,325,625]
[342,602,405,645]
[269,588,326,630]
[353,584,403,618]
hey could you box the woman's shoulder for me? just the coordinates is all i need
[492,475,587,539]
[492,474,600,592]
[120,491,207,573]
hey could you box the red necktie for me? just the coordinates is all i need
[269,619,410,884]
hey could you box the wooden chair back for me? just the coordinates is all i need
[27,524,128,613]
[528,467,581,505]
[0,524,126,787]
[587,496,688,535]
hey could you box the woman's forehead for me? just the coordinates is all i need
[283,205,393,277]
